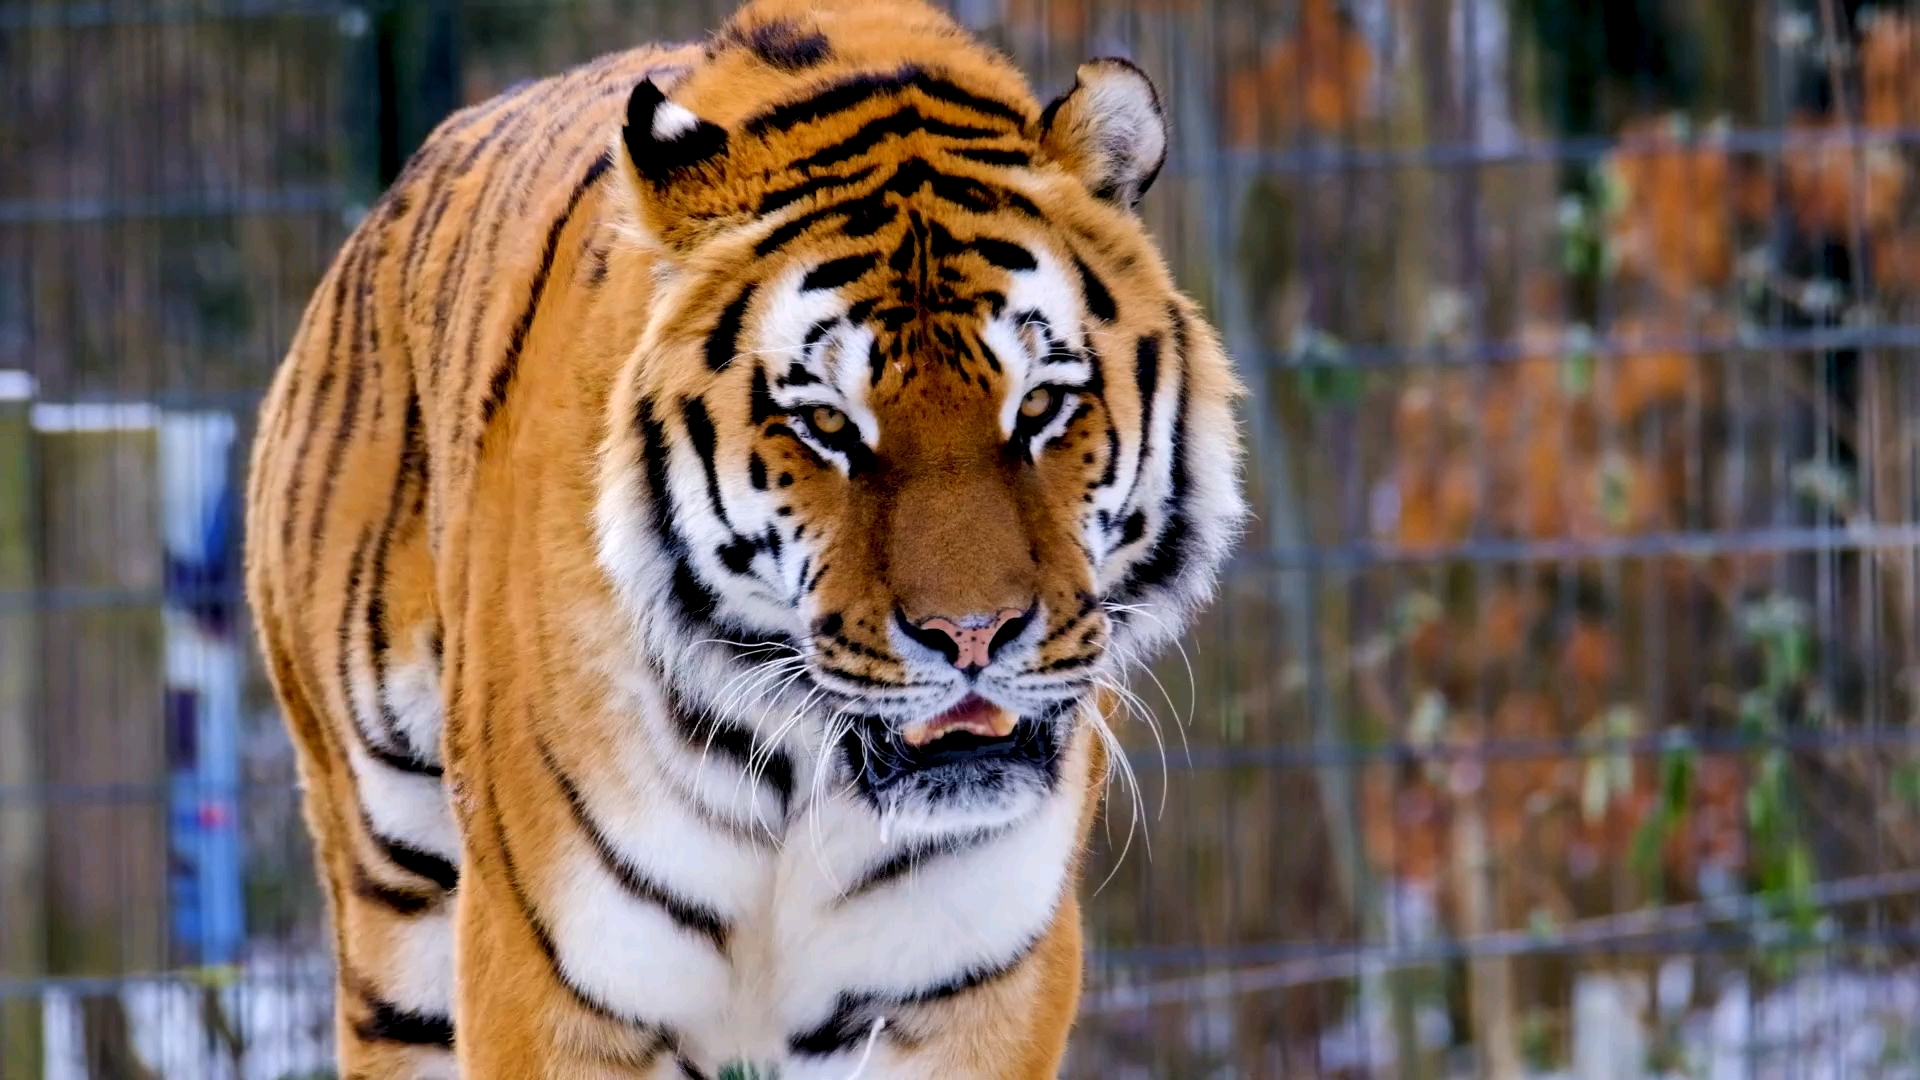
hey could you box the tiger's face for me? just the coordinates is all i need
[598,33,1244,836]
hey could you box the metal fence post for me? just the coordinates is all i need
[0,372,42,1079]
[34,404,165,1079]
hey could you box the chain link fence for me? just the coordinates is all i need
[5,0,1920,1076]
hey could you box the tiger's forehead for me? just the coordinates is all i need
[673,10,1041,152]
[746,212,1091,401]
[628,7,1054,253]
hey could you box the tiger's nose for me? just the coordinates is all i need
[899,607,1033,675]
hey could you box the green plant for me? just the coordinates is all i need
[1737,596,1822,955]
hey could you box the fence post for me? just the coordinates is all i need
[34,403,165,1079]
[0,372,42,1079]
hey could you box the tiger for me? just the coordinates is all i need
[243,0,1245,1075]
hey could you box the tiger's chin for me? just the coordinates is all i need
[838,694,1080,837]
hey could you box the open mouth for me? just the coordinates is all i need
[899,694,1017,748]
[842,694,1062,796]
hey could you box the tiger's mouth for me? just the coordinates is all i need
[899,694,1016,747]
[842,694,1063,797]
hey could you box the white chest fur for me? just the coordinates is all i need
[536,698,1090,1075]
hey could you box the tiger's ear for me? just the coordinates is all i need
[617,77,732,250]
[1037,58,1168,212]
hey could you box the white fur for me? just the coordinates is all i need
[544,848,736,1026]
[651,100,701,141]
[380,907,456,1017]
[345,740,461,863]
[988,249,1093,439]
[384,639,445,761]
[772,761,1080,1007]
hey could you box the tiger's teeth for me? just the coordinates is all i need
[898,706,1018,748]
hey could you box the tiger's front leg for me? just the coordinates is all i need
[452,843,691,1079]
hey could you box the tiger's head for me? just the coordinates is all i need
[597,0,1245,835]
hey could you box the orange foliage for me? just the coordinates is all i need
[1226,0,1372,146]
[1560,621,1617,689]
[1603,118,1737,298]
[1873,231,1920,291]
[1778,118,1909,236]
[1862,13,1920,130]
[1385,316,1691,550]
[1603,315,1696,424]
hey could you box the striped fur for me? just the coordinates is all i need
[244,1,1244,1076]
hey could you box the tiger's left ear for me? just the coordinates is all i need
[617,76,733,251]
[1037,58,1168,212]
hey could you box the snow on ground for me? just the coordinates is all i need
[42,950,335,1080]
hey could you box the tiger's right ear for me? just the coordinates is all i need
[617,78,732,251]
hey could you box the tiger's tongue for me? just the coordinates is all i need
[900,695,1017,748]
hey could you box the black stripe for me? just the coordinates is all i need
[743,66,922,135]
[745,67,1028,137]
[278,246,357,558]
[751,365,781,425]
[536,737,732,952]
[365,391,429,757]
[437,77,581,397]
[787,922,1047,1056]
[754,189,897,258]
[351,986,455,1048]
[909,72,1029,126]
[801,252,879,292]
[1075,254,1117,321]
[1095,422,1121,489]
[790,106,1001,172]
[477,150,614,437]
[1128,332,1161,496]
[300,244,372,595]
[400,110,502,312]
[454,87,625,443]
[667,694,794,813]
[350,861,439,916]
[799,319,835,352]
[758,165,875,215]
[337,528,442,778]
[729,17,832,71]
[638,397,793,657]
[369,823,460,892]
[971,236,1037,271]
[481,769,632,1026]
[837,827,1007,906]
[1114,332,1191,601]
[678,397,731,529]
[883,156,999,211]
[704,283,757,371]
[951,145,1031,167]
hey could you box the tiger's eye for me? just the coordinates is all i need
[1019,387,1054,418]
[811,406,847,435]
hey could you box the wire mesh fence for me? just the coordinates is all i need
[4,0,1920,1076]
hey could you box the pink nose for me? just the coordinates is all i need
[910,608,1031,673]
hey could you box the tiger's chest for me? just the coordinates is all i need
[536,747,1086,1076]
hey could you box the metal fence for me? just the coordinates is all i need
[5,0,1920,1076]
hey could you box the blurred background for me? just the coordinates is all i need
[5,0,1920,1076]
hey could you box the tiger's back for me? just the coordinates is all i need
[247,1,1245,1075]
[246,42,692,1075]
